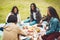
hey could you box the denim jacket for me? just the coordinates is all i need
[46,17,60,35]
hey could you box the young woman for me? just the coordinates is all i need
[3,15,27,40]
[42,6,60,40]
[6,6,21,24]
[0,6,21,31]
[24,3,42,26]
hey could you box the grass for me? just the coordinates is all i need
[0,0,60,40]
[0,0,60,23]
[0,36,2,40]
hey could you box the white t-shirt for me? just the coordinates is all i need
[33,12,36,20]
[6,12,21,24]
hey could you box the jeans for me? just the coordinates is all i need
[24,19,37,26]
[23,38,31,40]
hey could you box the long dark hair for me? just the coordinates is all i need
[30,3,37,13]
[47,6,59,20]
[11,6,19,15]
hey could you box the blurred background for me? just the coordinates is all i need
[0,0,60,23]
[0,0,60,40]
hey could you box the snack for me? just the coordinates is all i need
[23,26,28,29]
[35,27,40,33]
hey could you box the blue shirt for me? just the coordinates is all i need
[46,17,60,35]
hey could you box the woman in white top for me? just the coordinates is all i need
[6,6,21,24]
[24,3,42,26]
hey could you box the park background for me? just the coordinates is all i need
[0,0,60,40]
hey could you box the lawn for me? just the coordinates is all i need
[0,0,60,23]
[0,0,60,40]
[0,36,2,40]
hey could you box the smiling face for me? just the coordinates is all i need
[13,8,17,13]
[31,5,35,11]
